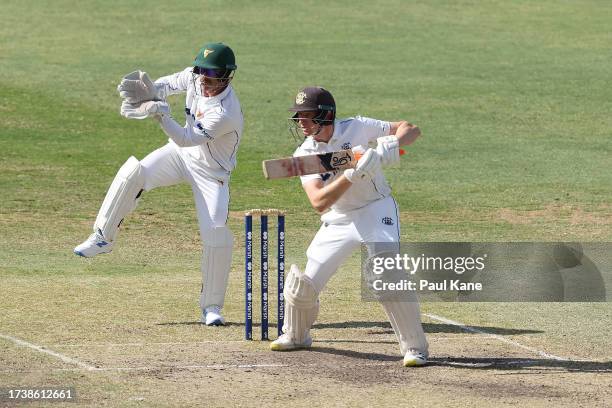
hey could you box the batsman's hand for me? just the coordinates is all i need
[344,148,380,183]
[121,100,170,120]
[117,70,161,104]
[376,135,400,166]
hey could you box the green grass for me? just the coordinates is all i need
[1,1,611,406]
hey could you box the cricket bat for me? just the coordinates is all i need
[262,149,405,180]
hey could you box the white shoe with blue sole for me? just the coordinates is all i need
[74,230,113,258]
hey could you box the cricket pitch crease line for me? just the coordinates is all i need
[1,314,590,372]
[51,336,475,348]
[51,340,247,348]
[441,360,540,368]
[0,364,292,374]
[76,363,289,372]
[0,332,97,371]
[423,313,588,362]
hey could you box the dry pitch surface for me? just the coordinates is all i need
[1,270,610,407]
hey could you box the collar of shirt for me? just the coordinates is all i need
[302,120,342,152]
[201,84,232,102]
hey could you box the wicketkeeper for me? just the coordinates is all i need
[270,87,429,367]
[74,42,243,326]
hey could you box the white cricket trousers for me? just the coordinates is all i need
[140,143,229,237]
[304,196,429,356]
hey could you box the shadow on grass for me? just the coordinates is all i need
[310,346,399,362]
[429,357,612,373]
[312,321,542,335]
[309,347,612,373]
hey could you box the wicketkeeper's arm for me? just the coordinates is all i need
[153,68,192,99]
[157,110,234,147]
[157,115,214,147]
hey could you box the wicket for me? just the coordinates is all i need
[245,209,285,340]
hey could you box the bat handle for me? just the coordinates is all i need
[353,149,406,162]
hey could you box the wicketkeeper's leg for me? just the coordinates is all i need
[94,156,145,242]
[190,172,232,324]
[199,226,233,311]
[74,143,186,257]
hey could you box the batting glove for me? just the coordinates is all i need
[344,148,380,183]
[376,136,400,166]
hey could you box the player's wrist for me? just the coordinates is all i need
[343,168,356,183]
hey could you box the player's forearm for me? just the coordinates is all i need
[154,70,189,99]
[394,121,421,146]
[158,115,213,147]
[309,176,353,213]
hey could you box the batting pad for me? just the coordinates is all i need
[199,226,234,310]
[381,300,429,356]
[94,156,144,242]
[282,265,320,343]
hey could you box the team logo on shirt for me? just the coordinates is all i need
[296,91,307,105]
[195,122,214,140]
[382,217,394,226]
[341,142,352,150]
[204,49,214,58]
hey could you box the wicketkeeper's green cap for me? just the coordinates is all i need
[194,42,237,70]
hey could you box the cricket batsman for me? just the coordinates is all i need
[270,87,429,366]
[74,42,243,326]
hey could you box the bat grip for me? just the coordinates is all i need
[353,149,406,162]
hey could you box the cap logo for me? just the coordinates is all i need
[295,91,307,105]
[203,49,214,58]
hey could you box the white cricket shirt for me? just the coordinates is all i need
[294,116,392,213]
[155,68,243,182]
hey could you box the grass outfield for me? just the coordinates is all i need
[1,0,611,407]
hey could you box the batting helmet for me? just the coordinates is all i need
[289,87,336,125]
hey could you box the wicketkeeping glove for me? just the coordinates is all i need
[120,100,170,120]
[117,71,162,104]
[344,148,381,183]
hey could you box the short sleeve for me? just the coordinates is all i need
[293,145,322,185]
[299,173,322,186]
[356,116,391,141]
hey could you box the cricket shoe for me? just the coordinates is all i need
[202,305,225,326]
[74,230,113,258]
[403,349,428,367]
[269,333,312,351]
